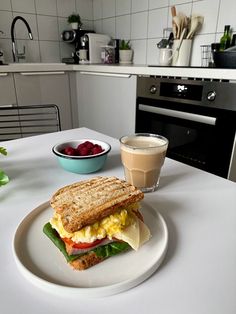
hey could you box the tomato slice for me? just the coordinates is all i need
[63,237,105,249]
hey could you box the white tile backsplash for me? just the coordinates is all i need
[131,12,148,40]
[92,0,236,66]
[0,0,93,63]
[0,0,235,65]
[148,8,169,38]
[102,0,116,18]
[217,0,236,33]
[57,0,76,18]
[37,16,59,41]
[116,0,131,15]
[192,0,219,34]
[131,39,147,64]
[0,0,11,11]
[147,38,161,65]
[131,0,148,13]
[116,15,131,39]
[93,0,102,20]
[39,41,60,62]
[11,0,36,14]
[35,0,57,16]
[76,0,93,20]
[149,0,169,10]
[94,19,103,33]
[102,17,116,38]
[0,10,12,38]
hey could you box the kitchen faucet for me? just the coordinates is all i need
[11,16,33,62]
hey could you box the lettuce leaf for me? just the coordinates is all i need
[43,222,130,263]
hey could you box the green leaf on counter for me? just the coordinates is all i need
[0,170,9,186]
[0,147,7,156]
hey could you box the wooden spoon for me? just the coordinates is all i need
[171,6,177,39]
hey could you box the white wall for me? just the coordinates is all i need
[93,0,236,66]
[0,0,235,66]
[0,0,93,63]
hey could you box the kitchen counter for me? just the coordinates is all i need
[1,127,236,314]
[1,62,236,80]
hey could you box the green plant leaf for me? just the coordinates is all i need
[67,13,82,25]
[0,170,9,186]
[120,39,131,50]
[0,147,7,156]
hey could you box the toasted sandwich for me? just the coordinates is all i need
[43,176,151,270]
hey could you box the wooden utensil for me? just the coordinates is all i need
[186,15,204,39]
[171,6,177,39]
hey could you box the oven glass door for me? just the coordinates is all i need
[136,101,235,178]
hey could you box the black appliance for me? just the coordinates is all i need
[136,76,236,180]
[61,29,94,64]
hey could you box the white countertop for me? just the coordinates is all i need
[1,127,236,314]
[1,62,236,80]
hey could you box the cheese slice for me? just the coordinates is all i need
[114,215,151,250]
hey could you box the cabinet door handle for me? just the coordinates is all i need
[0,73,8,77]
[20,71,65,76]
[139,104,217,125]
[79,71,131,78]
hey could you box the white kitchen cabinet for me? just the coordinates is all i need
[76,72,137,138]
[13,71,73,130]
[0,73,17,106]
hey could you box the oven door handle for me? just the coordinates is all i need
[139,104,216,126]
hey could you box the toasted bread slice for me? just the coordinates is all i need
[69,251,105,270]
[50,176,144,233]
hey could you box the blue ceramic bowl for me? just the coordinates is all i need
[52,139,111,174]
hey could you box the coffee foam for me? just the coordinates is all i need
[122,136,167,154]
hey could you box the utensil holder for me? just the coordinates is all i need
[172,39,192,66]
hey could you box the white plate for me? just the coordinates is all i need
[13,201,168,298]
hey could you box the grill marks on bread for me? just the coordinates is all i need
[50,177,144,233]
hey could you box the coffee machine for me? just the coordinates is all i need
[61,29,94,64]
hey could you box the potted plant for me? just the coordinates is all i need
[119,40,133,64]
[0,147,9,186]
[67,13,82,30]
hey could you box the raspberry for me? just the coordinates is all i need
[77,143,86,150]
[92,145,103,155]
[63,146,76,156]
[84,141,94,149]
[62,141,104,157]
[78,147,90,156]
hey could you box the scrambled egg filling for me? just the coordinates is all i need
[50,204,139,243]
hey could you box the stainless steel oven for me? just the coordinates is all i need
[136,76,236,181]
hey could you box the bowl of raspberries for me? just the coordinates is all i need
[52,139,111,174]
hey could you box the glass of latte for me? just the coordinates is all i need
[120,133,168,192]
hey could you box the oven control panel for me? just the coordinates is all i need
[137,76,236,111]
